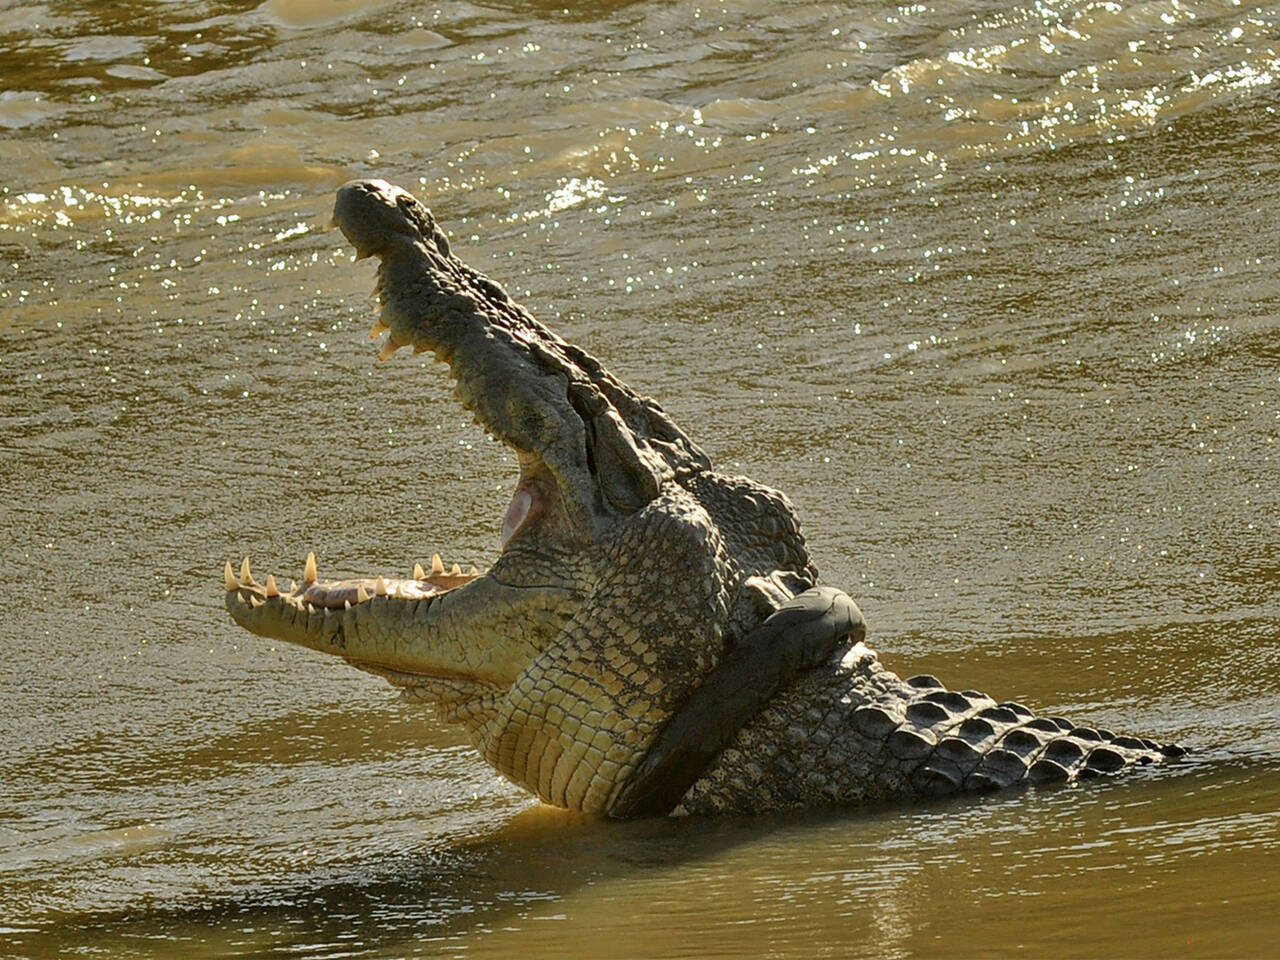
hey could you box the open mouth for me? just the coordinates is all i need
[222,473,547,616]
[225,177,591,702]
[224,228,556,622]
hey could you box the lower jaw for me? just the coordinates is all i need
[346,659,503,714]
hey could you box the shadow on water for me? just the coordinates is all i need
[13,804,800,957]
[13,748,1276,960]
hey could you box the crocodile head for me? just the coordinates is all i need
[226,180,817,814]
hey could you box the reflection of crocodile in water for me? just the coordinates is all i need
[224,179,1185,818]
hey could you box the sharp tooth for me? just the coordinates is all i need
[344,600,352,610]
[431,553,444,575]
[240,557,255,585]
[224,561,238,592]
[250,596,263,608]
[413,562,427,580]
[370,318,389,340]
[376,575,389,596]
[304,552,318,584]
[289,580,298,593]
[378,338,404,361]
[469,564,479,575]
[265,574,279,597]
[450,562,462,576]
[357,583,370,603]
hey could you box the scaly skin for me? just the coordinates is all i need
[224,179,1182,818]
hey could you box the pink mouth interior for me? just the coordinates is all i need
[501,487,537,547]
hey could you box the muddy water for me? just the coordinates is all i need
[2,0,1279,956]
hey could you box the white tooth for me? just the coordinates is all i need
[265,575,279,598]
[370,318,389,340]
[469,564,479,575]
[413,562,427,580]
[357,583,370,603]
[431,554,444,575]
[224,562,238,592]
[376,575,388,596]
[450,562,462,576]
[250,596,263,608]
[344,600,352,610]
[289,580,298,594]
[240,556,254,585]
[304,552,318,584]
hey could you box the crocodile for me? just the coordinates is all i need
[224,178,1184,818]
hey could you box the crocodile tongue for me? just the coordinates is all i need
[224,555,482,611]
[301,575,465,608]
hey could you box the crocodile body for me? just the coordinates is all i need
[224,179,1182,818]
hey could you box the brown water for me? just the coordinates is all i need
[2,0,1279,956]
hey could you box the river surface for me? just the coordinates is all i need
[2,1,1279,956]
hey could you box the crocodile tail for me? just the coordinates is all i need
[851,675,1187,798]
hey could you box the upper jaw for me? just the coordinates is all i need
[332,179,603,526]
[331,179,712,535]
